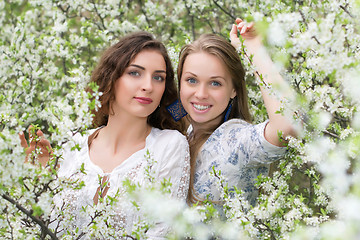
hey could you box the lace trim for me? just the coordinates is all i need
[124,161,145,181]
[175,147,190,200]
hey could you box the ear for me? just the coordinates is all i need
[230,88,237,99]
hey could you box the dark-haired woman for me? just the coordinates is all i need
[21,32,190,239]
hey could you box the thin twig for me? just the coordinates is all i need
[183,0,196,40]
[255,220,277,240]
[311,36,321,45]
[212,0,236,20]
[241,48,269,87]
[2,193,58,240]
[340,4,354,18]
[90,0,106,30]
[322,130,340,139]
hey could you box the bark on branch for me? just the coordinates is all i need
[2,193,58,240]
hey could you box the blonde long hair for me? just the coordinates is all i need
[177,34,252,203]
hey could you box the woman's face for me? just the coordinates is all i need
[180,52,236,125]
[112,49,166,120]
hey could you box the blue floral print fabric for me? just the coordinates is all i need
[191,119,286,207]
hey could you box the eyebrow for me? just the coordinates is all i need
[129,64,166,73]
[184,71,226,80]
[184,72,197,77]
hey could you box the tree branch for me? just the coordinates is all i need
[322,129,340,139]
[340,4,354,18]
[182,0,196,40]
[2,193,58,240]
[212,0,236,20]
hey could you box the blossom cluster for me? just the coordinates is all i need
[1,0,359,239]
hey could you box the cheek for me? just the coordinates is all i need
[116,78,131,92]
[179,87,187,106]
[114,81,123,98]
[156,83,166,99]
[179,82,191,97]
[160,86,166,98]
[179,88,193,113]
[179,86,188,103]
[215,91,231,105]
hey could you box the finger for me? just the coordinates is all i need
[230,24,238,40]
[240,24,247,34]
[235,18,243,25]
[35,130,51,150]
[230,24,242,49]
[237,23,247,34]
[244,23,255,34]
[27,125,33,135]
[239,24,247,35]
[39,138,53,153]
[39,137,50,145]
[247,22,255,29]
[28,129,44,148]
[27,125,36,141]
[36,129,44,138]
[19,132,28,148]
[240,22,253,34]
[37,130,50,148]
[237,21,246,29]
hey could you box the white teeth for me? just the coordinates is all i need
[193,104,210,110]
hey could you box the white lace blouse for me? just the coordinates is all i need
[191,119,286,207]
[55,127,190,239]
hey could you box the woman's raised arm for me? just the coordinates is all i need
[230,18,297,146]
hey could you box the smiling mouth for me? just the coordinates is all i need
[192,103,211,111]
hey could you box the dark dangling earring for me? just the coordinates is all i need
[166,99,188,121]
[224,98,234,122]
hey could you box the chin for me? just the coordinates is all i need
[190,116,211,124]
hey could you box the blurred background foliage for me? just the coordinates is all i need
[1,0,360,239]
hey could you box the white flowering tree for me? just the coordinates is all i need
[1,0,359,239]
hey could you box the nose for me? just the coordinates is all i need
[194,84,208,99]
[141,74,153,92]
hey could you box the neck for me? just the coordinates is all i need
[100,114,151,152]
[190,114,223,136]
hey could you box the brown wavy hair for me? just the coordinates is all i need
[88,31,184,133]
[177,34,252,203]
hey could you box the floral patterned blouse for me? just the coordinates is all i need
[191,119,286,208]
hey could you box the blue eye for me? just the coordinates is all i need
[186,77,197,84]
[129,71,140,76]
[153,75,165,81]
[211,81,221,86]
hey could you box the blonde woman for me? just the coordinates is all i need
[177,19,296,211]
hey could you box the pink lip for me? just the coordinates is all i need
[135,97,153,104]
[191,102,212,113]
